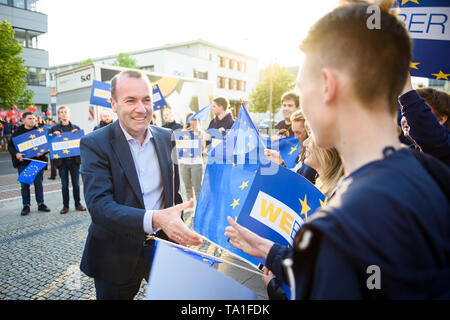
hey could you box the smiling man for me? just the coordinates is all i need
[79,70,202,300]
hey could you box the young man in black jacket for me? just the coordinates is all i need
[48,106,86,214]
[8,112,51,216]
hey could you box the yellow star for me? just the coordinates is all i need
[410,62,420,70]
[48,133,53,136]
[232,162,236,167]
[33,147,38,150]
[53,154,60,159]
[40,149,45,152]
[299,195,311,220]
[319,197,328,208]
[37,128,44,132]
[289,144,298,155]
[230,198,240,209]
[183,135,189,139]
[29,134,36,139]
[63,138,69,141]
[239,181,249,190]
[189,153,193,157]
[193,131,199,136]
[63,149,70,154]
[431,70,450,80]
[401,0,419,5]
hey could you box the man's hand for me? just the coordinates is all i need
[72,129,78,133]
[152,199,203,246]
[262,267,276,287]
[218,127,225,134]
[15,153,25,162]
[53,130,61,136]
[224,216,274,259]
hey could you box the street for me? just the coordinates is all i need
[0,151,268,300]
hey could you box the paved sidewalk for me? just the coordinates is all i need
[0,174,268,300]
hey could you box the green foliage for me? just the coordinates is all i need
[78,58,93,66]
[112,53,138,69]
[0,20,29,109]
[249,62,296,115]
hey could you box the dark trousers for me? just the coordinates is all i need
[17,163,44,206]
[94,256,151,300]
[58,159,81,208]
[50,159,57,178]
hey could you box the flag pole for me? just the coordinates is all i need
[147,235,263,276]
[23,158,47,164]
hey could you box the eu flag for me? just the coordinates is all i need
[397,1,450,80]
[12,128,49,158]
[187,104,211,124]
[17,160,47,185]
[47,130,84,160]
[89,80,112,108]
[152,83,169,111]
[269,135,301,169]
[173,130,203,164]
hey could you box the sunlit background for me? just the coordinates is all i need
[38,0,338,68]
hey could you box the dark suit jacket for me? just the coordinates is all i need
[297,163,318,185]
[79,121,183,285]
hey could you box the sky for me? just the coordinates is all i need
[38,0,339,69]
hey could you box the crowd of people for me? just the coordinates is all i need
[0,0,449,300]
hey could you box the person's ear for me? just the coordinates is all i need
[321,68,337,106]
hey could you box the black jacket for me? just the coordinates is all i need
[8,125,48,169]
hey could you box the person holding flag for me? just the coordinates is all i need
[226,1,450,299]
[48,106,86,214]
[8,112,51,216]
[205,97,234,145]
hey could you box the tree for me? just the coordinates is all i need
[249,62,296,118]
[78,58,93,66]
[0,20,29,109]
[112,53,138,69]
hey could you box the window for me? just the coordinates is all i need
[0,0,8,5]
[218,77,226,89]
[229,59,236,70]
[193,69,208,80]
[13,0,25,8]
[228,79,237,91]
[219,56,227,68]
[27,67,47,86]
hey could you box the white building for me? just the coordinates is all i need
[49,39,259,118]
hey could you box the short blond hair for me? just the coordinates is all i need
[57,105,70,114]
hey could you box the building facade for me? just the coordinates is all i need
[0,0,50,110]
[49,39,258,118]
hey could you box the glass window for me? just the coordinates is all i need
[28,67,47,86]
[14,0,25,8]
[27,0,40,11]
[0,0,8,5]
[13,28,26,47]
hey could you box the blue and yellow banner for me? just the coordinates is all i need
[47,130,84,160]
[174,130,203,163]
[267,136,301,169]
[187,104,211,124]
[397,0,450,80]
[12,128,49,158]
[152,83,169,111]
[90,80,112,108]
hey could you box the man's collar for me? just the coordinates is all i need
[119,122,153,144]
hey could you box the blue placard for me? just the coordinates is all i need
[90,80,112,108]
[12,127,49,158]
[47,130,84,160]
[397,1,450,80]
[174,130,202,161]
[152,83,169,111]
[237,164,326,265]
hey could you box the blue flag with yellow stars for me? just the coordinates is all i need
[90,80,112,108]
[268,135,301,169]
[17,159,47,185]
[12,127,49,158]
[397,1,450,80]
[187,104,211,124]
[47,130,84,160]
[236,164,326,266]
[152,83,169,111]
[174,130,203,163]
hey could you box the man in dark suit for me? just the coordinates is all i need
[79,70,203,300]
